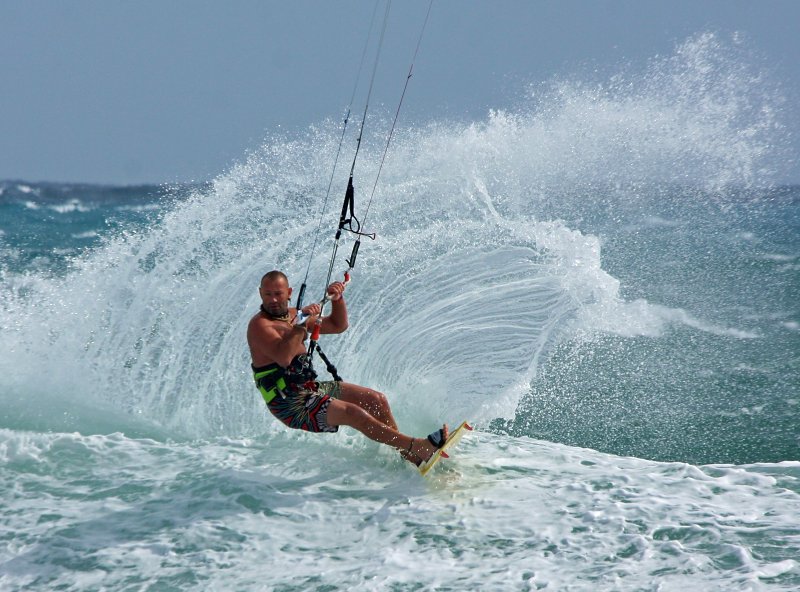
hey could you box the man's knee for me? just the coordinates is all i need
[343,383,388,406]
[329,400,372,427]
[371,390,390,410]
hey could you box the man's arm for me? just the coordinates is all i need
[319,282,348,334]
[293,282,349,336]
[248,318,309,367]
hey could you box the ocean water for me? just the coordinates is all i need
[1,33,799,590]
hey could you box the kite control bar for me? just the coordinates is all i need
[308,271,351,342]
[297,271,351,382]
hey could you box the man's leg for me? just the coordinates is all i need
[325,398,445,464]
[337,382,399,430]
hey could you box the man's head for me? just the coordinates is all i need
[259,270,292,317]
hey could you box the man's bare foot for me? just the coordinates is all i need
[405,424,449,466]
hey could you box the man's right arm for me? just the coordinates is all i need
[248,319,308,367]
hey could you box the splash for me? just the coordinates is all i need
[0,33,788,440]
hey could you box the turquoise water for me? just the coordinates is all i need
[2,32,799,591]
[501,185,800,465]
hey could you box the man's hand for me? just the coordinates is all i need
[300,303,321,317]
[327,281,346,301]
[294,303,320,327]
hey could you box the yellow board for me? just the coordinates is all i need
[418,420,473,476]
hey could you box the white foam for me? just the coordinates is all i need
[0,429,51,463]
[0,430,796,591]
[657,306,761,338]
[16,184,38,195]
[642,215,682,227]
[761,253,796,262]
[47,199,93,214]
[115,203,161,212]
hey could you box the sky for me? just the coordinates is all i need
[2,0,799,185]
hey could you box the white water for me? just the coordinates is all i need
[2,429,798,590]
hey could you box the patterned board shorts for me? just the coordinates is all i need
[266,380,342,433]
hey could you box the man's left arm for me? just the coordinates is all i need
[320,281,348,334]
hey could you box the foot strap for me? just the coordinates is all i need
[427,428,447,449]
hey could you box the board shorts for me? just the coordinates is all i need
[265,380,341,433]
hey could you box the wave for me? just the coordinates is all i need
[0,428,797,590]
[0,33,790,447]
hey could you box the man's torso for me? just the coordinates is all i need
[247,308,307,368]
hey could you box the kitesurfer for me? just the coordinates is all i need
[247,270,447,466]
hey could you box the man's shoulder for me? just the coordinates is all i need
[247,312,272,338]
[247,312,292,338]
[247,312,264,329]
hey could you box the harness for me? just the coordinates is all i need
[253,354,318,404]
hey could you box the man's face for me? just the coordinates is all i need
[260,278,292,316]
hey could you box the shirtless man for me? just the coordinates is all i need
[247,270,447,466]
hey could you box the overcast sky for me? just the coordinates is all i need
[2,0,799,185]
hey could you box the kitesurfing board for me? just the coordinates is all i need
[418,420,473,476]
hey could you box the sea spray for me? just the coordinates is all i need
[0,33,793,461]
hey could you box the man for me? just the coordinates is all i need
[247,270,447,466]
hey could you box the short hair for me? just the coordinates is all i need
[260,270,288,286]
